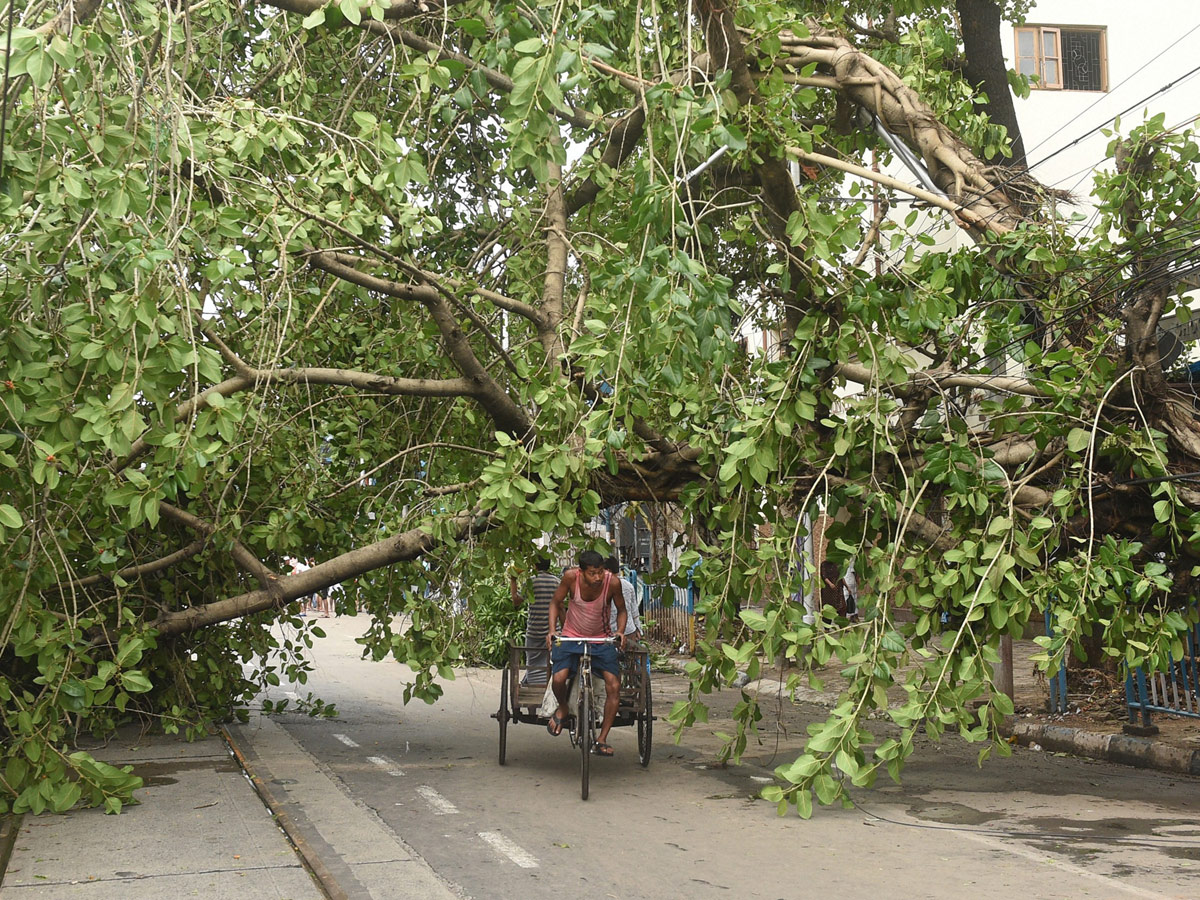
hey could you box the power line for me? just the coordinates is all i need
[1023,20,1200,160]
[1027,63,1200,176]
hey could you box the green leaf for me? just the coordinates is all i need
[24,45,54,89]
[513,37,544,54]
[338,0,362,26]
[0,504,22,529]
[120,671,153,693]
[738,609,768,631]
[1066,428,1092,453]
[795,788,813,819]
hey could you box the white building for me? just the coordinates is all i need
[1002,0,1200,215]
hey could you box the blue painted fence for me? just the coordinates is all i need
[1124,613,1200,726]
[1044,607,1069,714]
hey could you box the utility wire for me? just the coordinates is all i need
[1022,20,1200,160]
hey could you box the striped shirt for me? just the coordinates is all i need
[525,572,558,644]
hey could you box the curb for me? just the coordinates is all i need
[0,814,22,889]
[218,725,347,900]
[1006,721,1200,776]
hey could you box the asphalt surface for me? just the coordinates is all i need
[3,614,1199,899]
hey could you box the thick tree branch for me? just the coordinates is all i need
[115,362,475,473]
[33,0,100,35]
[564,107,647,218]
[157,503,277,593]
[149,511,494,636]
[771,23,1027,234]
[539,153,571,361]
[308,250,534,437]
[700,4,808,341]
[956,0,1027,167]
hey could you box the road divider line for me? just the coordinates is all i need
[333,733,360,748]
[477,831,538,869]
[416,785,459,815]
[367,755,405,776]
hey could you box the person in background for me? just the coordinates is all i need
[819,559,857,622]
[308,557,330,617]
[605,556,642,645]
[510,555,557,685]
[287,556,310,616]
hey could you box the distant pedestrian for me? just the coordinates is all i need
[510,555,557,685]
[307,558,330,617]
[287,556,310,616]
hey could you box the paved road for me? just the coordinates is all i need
[235,616,1200,900]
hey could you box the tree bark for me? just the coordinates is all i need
[956,0,1027,166]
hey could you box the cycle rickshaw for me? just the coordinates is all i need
[492,636,653,799]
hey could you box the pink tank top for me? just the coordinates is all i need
[562,571,612,638]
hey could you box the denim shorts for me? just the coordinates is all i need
[551,640,620,678]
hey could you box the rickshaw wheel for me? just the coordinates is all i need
[578,673,592,800]
[497,666,510,765]
[638,671,653,767]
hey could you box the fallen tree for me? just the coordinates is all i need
[3,0,1199,815]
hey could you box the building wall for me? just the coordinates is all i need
[1001,1,1200,211]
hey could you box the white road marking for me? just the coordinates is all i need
[333,733,360,748]
[477,831,539,869]
[415,785,459,815]
[367,755,405,776]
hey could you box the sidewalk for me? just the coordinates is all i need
[735,636,1200,776]
[0,729,323,899]
[0,717,464,900]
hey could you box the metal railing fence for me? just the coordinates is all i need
[628,573,696,655]
[1125,612,1200,726]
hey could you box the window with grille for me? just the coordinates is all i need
[1015,25,1107,91]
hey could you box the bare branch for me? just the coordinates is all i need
[330,442,499,496]
[47,540,208,594]
[786,146,1001,235]
[835,361,1044,398]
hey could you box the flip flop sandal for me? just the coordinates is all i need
[591,741,614,757]
[547,713,566,736]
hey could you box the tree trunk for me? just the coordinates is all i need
[957,0,1027,167]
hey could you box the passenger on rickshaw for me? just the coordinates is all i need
[545,550,627,757]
